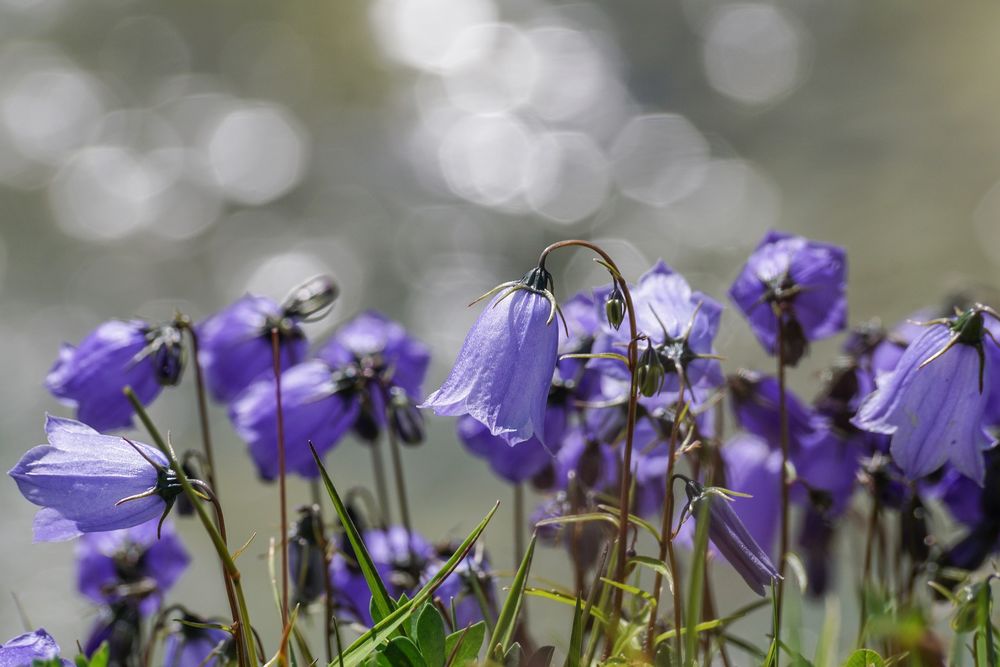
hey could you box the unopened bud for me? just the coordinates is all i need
[779,315,808,367]
[150,326,185,386]
[636,343,665,397]
[388,387,424,445]
[605,285,626,330]
[282,275,339,320]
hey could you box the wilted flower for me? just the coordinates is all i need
[9,416,183,541]
[0,629,64,666]
[683,477,781,596]
[289,505,328,607]
[76,518,189,615]
[728,231,847,365]
[422,267,560,446]
[84,602,141,666]
[853,307,997,484]
[163,614,232,667]
[45,320,184,431]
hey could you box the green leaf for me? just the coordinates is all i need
[339,503,498,667]
[565,597,584,667]
[684,498,710,667]
[415,603,447,667]
[383,637,428,667]
[311,443,396,624]
[32,660,65,667]
[489,535,537,661]
[444,622,486,666]
[523,588,608,624]
[75,643,108,667]
[841,649,884,667]
[628,556,671,580]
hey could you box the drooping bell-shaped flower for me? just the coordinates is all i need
[853,307,998,484]
[682,477,781,596]
[422,267,560,446]
[45,320,184,431]
[162,614,232,667]
[9,416,183,541]
[0,629,64,667]
[728,231,847,365]
[458,404,567,484]
[727,370,821,453]
[76,518,189,616]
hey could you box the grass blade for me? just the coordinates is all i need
[565,597,584,667]
[310,443,396,624]
[684,498,711,667]
[489,534,537,661]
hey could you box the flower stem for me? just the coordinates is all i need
[775,317,790,667]
[124,387,257,667]
[385,402,413,538]
[858,493,880,645]
[645,378,687,662]
[271,328,290,640]
[538,239,640,649]
[369,438,392,525]
[176,316,219,497]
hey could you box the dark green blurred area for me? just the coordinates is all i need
[0,0,998,656]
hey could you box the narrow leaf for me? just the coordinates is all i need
[490,535,537,660]
[565,597,584,667]
[310,443,396,623]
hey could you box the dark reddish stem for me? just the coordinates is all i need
[178,318,219,496]
[775,316,790,666]
[538,240,639,651]
[271,328,290,635]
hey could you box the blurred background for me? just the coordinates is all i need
[1,0,1000,657]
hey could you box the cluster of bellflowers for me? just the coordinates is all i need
[7,276,497,666]
[7,229,1000,665]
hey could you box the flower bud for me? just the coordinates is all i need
[282,275,339,320]
[636,343,665,397]
[150,326,185,386]
[604,285,626,330]
[388,387,424,445]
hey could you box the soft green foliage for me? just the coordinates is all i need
[489,535,537,661]
[841,649,884,667]
[73,642,109,667]
[444,622,486,666]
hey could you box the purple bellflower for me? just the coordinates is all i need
[423,544,497,630]
[45,320,184,431]
[422,266,560,446]
[197,276,338,403]
[682,477,781,596]
[853,306,998,484]
[0,629,64,667]
[76,518,190,616]
[590,260,723,402]
[9,416,183,541]
[229,311,428,480]
[729,231,847,366]
[163,614,231,667]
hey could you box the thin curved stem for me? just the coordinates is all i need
[774,317,790,667]
[177,317,219,497]
[270,328,290,649]
[124,388,256,667]
[645,376,687,661]
[538,240,640,651]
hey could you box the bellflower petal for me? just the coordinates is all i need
[9,416,170,541]
[854,323,994,483]
[229,360,361,480]
[197,294,308,403]
[729,231,847,359]
[0,629,63,667]
[45,320,164,431]
[421,285,559,446]
[458,404,566,483]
